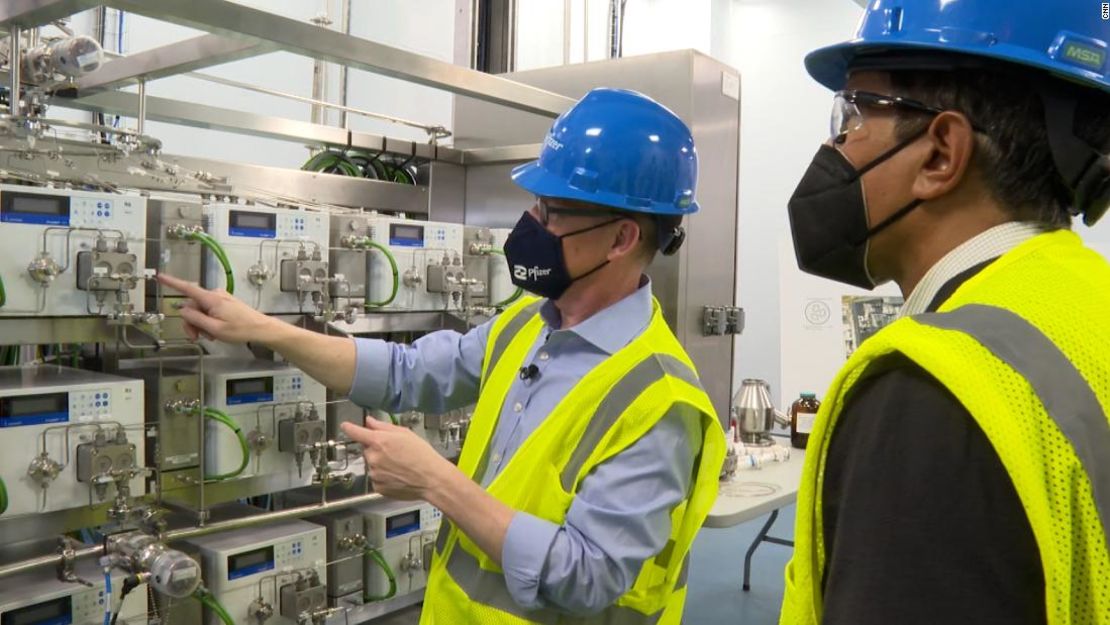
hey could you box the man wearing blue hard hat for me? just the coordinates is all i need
[780,2,1110,625]
[158,88,724,624]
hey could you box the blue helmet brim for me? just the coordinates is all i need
[806,39,1110,93]
[510,159,699,216]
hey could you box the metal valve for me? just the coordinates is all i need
[247,428,271,453]
[27,252,61,284]
[27,453,62,489]
[249,597,275,624]
[336,533,367,552]
[248,262,272,286]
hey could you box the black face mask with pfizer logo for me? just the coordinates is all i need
[502,211,620,300]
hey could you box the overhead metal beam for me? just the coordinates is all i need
[461,143,541,165]
[0,0,93,29]
[57,90,465,164]
[99,0,574,117]
[75,33,275,94]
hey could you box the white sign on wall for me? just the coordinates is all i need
[776,233,902,409]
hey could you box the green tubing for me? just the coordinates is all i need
[0,476,8,515]
[302,151,361,177]
[194,588,235,625]
[0,273,6,308]
[361,240,400,308]
[188,232,235,295]
[487,249,523,308]
[363,547,398,602]
[201,408,249,481]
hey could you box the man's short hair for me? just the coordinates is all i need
[884,61,1110,227]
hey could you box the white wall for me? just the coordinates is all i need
[709,0,864,401]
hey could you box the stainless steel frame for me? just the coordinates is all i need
[1,0,575,116]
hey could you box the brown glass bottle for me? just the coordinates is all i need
[790,392,821,450]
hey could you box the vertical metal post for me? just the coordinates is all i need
[136,78,146,135]
[563,0,571,65]
[608,0,622,58]
[337,0,352,128]
[8,26,22,116]
[506,0,518,72]
[582,0,589,62]
[308,13,333,126]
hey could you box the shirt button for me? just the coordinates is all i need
[492,453,502,464]
[513,402,523,413]
[538,352,550,361]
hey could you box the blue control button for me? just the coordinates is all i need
[96,211,103,217]
[104,211,110,217]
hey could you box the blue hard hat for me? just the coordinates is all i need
[511,88,699,216]
[805,0,1110,93]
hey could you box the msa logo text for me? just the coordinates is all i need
[514,265,552,280]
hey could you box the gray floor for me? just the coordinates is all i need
[363,505,795,625]
[684,505,795,624]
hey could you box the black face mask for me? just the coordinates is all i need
[787,133,926,289]
[502,211,619,300]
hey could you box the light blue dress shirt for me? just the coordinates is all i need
[348,279,700,615]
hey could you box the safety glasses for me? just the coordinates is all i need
[830,90,947,143]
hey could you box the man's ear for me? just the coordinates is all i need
[912,110,977,201]
[609,219,642,259]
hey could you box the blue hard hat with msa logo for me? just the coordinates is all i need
[805,0,1109,93]
[511,88,699,217]
[805,0,1110,225]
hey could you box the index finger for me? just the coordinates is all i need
[158,273,218,304]
[340,421,379,446]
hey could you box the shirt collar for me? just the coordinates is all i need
[539,276,654,354]
[899,222,1046,317]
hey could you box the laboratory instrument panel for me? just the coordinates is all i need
[0,366,145,517]
[199,359,328,489]
[0,559,149,625]
[0,184,148,318]
[201,202,330,314]
[181,519,327,625]
[361,499,442,599]
[362,214,469,312]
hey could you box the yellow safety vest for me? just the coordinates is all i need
[420,295,726,624]
[780,230,1110,625]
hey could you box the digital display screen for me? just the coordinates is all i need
[0,393,69,428]
[388,223,424,247]
[0,191,71,226]
[227,546,274,580]
[385,511,421,537]
[225,377,274,405]
[1,596,72,625]
[11,196,68,216]
[229,210,276,231]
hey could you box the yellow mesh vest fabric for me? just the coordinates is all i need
[421,297,726,624]
[781,230,1110,625]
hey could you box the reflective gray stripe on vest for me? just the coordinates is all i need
[435,520,451,555]
[484,300,544,385]
[446,545,559,624]
[445,546,664,624]
[915,304,1110,551]
[561,354,704,491]
[473,300,544,482]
